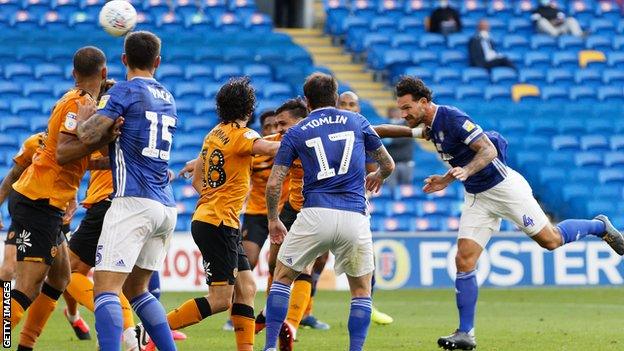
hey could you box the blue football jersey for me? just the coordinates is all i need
[430,105,508,194]
[274,107,383,214]
[97,77,177,207]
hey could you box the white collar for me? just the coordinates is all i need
[430,103,439,127]
[310,106,334,113]
[130,76,156,81]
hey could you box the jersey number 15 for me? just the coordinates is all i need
[142,111,176,161]
[306,131,354,180]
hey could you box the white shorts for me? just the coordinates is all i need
[95,197,177,273]
[278,207,374,277]
[458,167,549,248]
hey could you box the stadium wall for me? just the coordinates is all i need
[159,232,624,292]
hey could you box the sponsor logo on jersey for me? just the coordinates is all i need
[64,112,77,131]
[462,120,476,132]
[244,130,261,140]
[98,95,110,109]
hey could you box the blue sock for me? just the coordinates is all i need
[131,292,176,351]
[264,281,291,350]
[456,270,478,334]
[557,219,606,244]
[149,272,161,300]
[94,292,123,351]
[348,297,372,351]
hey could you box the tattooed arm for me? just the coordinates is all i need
[266,164,291,244]
[448,134,497,181]
[365,145,395,193]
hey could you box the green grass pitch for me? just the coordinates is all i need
[12,287,624,350]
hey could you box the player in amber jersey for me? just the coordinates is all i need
[0,132,47,284]
[164,77,279,351]
[7,47,117,337]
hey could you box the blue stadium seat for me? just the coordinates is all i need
[551,51,578,69]
[586,35,612,51]
[194,100,216,115]
[599,169,624,184]
[4,63,32,80]
[490,67,517,85]
[285,46,312,66]
[0,135,18,153]
[183,13,212,32]
[508,17,532,34]
[558,35,584,50]
[589,19,615,35]
[484,85,510,102]
[433,68,461,85]
[396,184,425,200]
[175,100,194,115]
[174,83,203,100]
[68,12,96,31]
[608,52,624,68]
[594,184,623,200]
[562,184,591,202]
[574,152,603,168]
[597,86,624,103]
[446,33,470,49]
[602,69,624,85]
[34,63,63,81]
[213,12,242,32]
[570,168,597,183]
[155,64,184,83]
[202,82,222,99]
[404,67,432,83]
[183,117,214,132]
[184,64,212,81]
[551,135,580,151]
[410,51,438,68]
[10,10,39,31]
[262,83,292,100]
[419,33,445,51]
[580,135,610,151]
[439,50,467,67]
[518,68,545,85]
[23,82,53,99]
[381,217,411,232]
[498,118,527,136]
[386,201,417,216]
[396,16,423,32]
[0,117,30,133]
[515,151,542,167]
[502,35,529,50]
[569,86,597,102]
[557,118,585,134]
[611,135,624,151]
[455,85,482,103]
[574,68,601,85]
[163,47,194,64]
[0,82,22,99]
[541,86,568,102]
[11,99,40,116]
[461,67,489,85]
[30,117,48,132]
[221,46,252,65]
[586,118,617,135]
[538,167,567,184]
[412,217,443,232]
[530,34,557,50]
[53,82,72,97]
[605,152,624,168]
[370,16,396,34]
[524,52,550,69]
[613,35,624,50]
[243,64,272,84]
[202,0,227,18]
[244,13,272,32]
[213,64,241,82]
[174,0,201,18]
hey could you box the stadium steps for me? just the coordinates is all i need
[278,28,397,118]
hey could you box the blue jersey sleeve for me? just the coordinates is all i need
[449,113,484,145]
[96,83,129,120]
[273,131,297,167]
[361,116,383,152]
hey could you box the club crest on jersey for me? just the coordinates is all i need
[462,120,476,132]
[244,130,260,140]
[98,95,110,109]
[523,215,535,227]
[64,112,77,131]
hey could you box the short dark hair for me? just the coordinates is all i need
[216,77,256,123]
[259,110,275,126]
[275,98,308,120]
[73,46,106,78]
[395,76,433,102]
[124,31,161,70]
[303,73,338,110]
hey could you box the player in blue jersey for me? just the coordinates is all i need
[76,31,178,351]
[262,73,395,351]
[394,76,624,350]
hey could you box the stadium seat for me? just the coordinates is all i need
[490,67,517,85]
[597,86,624,103]
[558,35,584,50]
[511,84,539,103]
[433,68,461,85]
[607,52,624,68]
[574,68,602,85]
[194,100,216,115]
[569,86,597,102]
[484,85,510,102]
[262,83,291,100]
[397,16,423,32]
[213,64,241,82]
[557,118,585,134]
[1,117,30,133]
[0,82,22,99]
[602,69,624,85]
[524,52,550,69]
[541,86,568,102]
[30,117,48,132]
[579,50,606,68]
[551,135,580,151]
[33,63,63,81]
[611,135,624,151]
[183,117,214,132]
[530,34,557,50]
[502,35,529,50]
[174,83,203,100]
[439,50,467,67]
[23,82,53,99]
[580,135,610,151]
[455,85,483,103]
[446,33,470,49]
[562,184,591,202]
[404,67,432,83]
[605,152,624,168]
[551,51,578,69]
[184,64,212,81]
[599,169,624,184]
[11,99,40,116]
[461,67,489,85]
[574,152,603,168]
[214,12,242,33]
[508,17,532,33]
[518,69,545,85]
[410,51,438,68]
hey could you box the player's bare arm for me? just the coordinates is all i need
[75,114,121,148]
[266,164,290,244]
[373,124,428,139]
[449,134,498,182]
[57,132,102,165]
[252,139,280,156]
[178,159,196,179]
[423,171,455,194]
[365,145,395,193]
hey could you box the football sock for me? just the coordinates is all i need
[348,297,372,351]
[286,274,311,329]
[456,270,478,334]
[167,297,212,330]
[304,297,314,316]
[66,272,95,311]
[94,292,123,351]
[264,281,291,350]
[557,219,606,244]
[19,283,62,348]
[131,292,175,351]
[231,303,255,351]
[10,289,32,329]
[67,272,134,329]
[149,272,161,300]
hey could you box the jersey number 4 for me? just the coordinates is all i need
[142,111,176,160]
[306,131,354,180]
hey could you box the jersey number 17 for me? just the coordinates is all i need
[306,131,354,180]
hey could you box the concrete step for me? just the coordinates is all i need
[276,28,323,36]
[313,54,352,64]
[333,72,374,82]
[356,90,394,100]
[327,64,365,73]
[308,46,344,55]
[349,81,386,91]
[294,37,333,46]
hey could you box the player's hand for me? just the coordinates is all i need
[423,174,450,193]
[107,117,124,142]
[449,167,469,182]
[76,98,97,123]
[365,171,384,194]
[178,159,197,179]
[63,197,78,224]
[268,219,287,245]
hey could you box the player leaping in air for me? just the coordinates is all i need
[393,76,624,351]
[262,73,395,351]
[76,31,178,351]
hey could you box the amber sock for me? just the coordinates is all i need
[10,289,32,329]
[167,297,212,330]
[19,283,62,349]
[231,303,255,351]
[286,274,312,329]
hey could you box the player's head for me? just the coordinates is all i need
[72,46,107,86]
[274,98,307,135]
[216,77,256,124]
[303,72,338,111]
[338,91,360,113]
[395,76,433,128]
[122,31,161,73]
[259,110,277,136]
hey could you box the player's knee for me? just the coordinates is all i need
[455,253,477,272]
[537,226,562,251]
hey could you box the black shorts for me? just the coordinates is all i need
[5,223,17,245]
[279,201,300,231]
[191,220,251,286]
[69,200,111,267]
[241,214,269,248]
[8,190,63,265]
